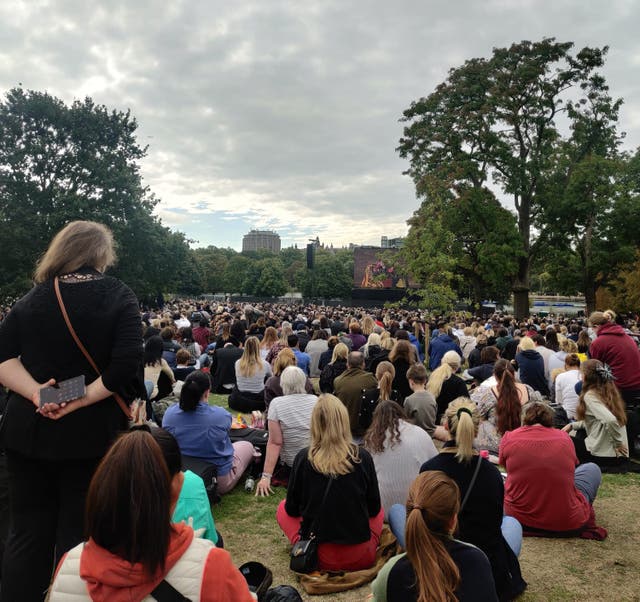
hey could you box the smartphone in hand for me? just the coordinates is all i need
[39,376,86,407]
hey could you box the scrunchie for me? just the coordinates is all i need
[456,407,473,420]
[595,363,616,383]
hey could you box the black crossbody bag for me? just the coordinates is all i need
[290,477,333,573]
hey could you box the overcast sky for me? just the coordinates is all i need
[1,1,639,250]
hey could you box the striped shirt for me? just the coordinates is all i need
[267,393,318,466]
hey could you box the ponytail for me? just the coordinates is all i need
[378,371,394,401]
[179,371,210,411]
[496,369,521,434]
[405,472,460,602]
[444,398,479,463]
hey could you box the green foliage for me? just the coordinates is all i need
[398,38,613,317]
[0,87,195,299]
[296,248,353,299]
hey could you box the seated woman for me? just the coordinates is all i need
[305,329,329,377]
[228,336,272,413]
[388,339,416,403]
[264,348,314,411]
[163,371,255,495]
[259,326,279,360]
[554,353,581,420]
[388,399,526,601]
[363,400,437,520]
[427,350,469,430]
[563,359,629,469]
[515,336,550,397]
[371,471,498,602]
[144,335,176,400]
[256,366,318,496]
[472,359,542,455]
[501,401,602,535]
[359,361,400,434]
[149,427,219,546]
[48,430,253,601]
[277,394,384,572]
[318,342,349,394]
[463,345,500,385]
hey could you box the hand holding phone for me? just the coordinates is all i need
[39,376,86,407]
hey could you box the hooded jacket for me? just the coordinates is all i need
[49,523,253,602]
[590,322,640,391]
[515,350,549,397]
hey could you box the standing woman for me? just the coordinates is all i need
[0,221,143,602]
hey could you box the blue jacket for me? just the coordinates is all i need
[429,335,463,370]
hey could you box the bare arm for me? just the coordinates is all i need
[255,419,283,497]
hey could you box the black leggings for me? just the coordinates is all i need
[1,451,99,602]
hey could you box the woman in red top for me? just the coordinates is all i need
[499,402,601,534]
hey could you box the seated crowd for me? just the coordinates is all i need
[4,299,640,600]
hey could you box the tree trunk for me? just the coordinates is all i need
[512,255,530,320]
[584,283,597,316]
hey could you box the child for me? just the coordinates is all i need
[403,363,437,438]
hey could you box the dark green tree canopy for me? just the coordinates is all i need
[398,38,615,317]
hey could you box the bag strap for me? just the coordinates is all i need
[460,455,483,512]
[150,579,192,602]
[53,277,131,419]
[308,476,333,539]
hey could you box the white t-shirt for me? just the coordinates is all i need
[234,359,272,393]
[555,369,581,419]
[267,393,318,466]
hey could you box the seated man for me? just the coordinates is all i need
[333,351,377,438]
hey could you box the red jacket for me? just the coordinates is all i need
[590,323,640,391]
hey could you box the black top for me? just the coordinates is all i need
[210,346,243,393]
[467,362,495,383]
[391,359,413,404]
[420,448,526,600]
[0,272,143,460]
[383,542,498,601]
[435,374,470,420]
[285,447,381,544]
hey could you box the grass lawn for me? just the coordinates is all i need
[208,394,640,602]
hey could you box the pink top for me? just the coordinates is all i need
[499,426,590,532]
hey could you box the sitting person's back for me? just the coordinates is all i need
[163,371,255,495]
[47,430,253,602]
[372,471,498,602]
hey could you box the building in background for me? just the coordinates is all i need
[380,236,405,249]
[242,229,281,253]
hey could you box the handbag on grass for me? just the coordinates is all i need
[290,477,333,573]
[53,276,132,419]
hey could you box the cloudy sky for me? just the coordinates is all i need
[1,0,639,250]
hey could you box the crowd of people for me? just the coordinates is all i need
[0,221,640,600]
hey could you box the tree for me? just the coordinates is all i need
[534,79,640,313]
[0,87,192,298]
[295,248,353,299]
[398,38,611,318]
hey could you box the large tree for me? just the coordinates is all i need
[0,87,192,299]
[398,39,611,318]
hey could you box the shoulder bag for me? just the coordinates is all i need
[54,276,131,419]
[290,476,333,573]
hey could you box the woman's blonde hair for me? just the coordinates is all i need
[260,326,278,349]
[426,351,461,398]
[308,394,359,476]
[405,471,461,602]
[518,336,535,351]
[361,316,375,336]
[375,361,395,401]
[380,331,394,351]
[237,336,262,377]
[331,342,349,363]
[366,332,381,348]
[273,348,296,376]
[34,221,116,283]
[444,398,479,463]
